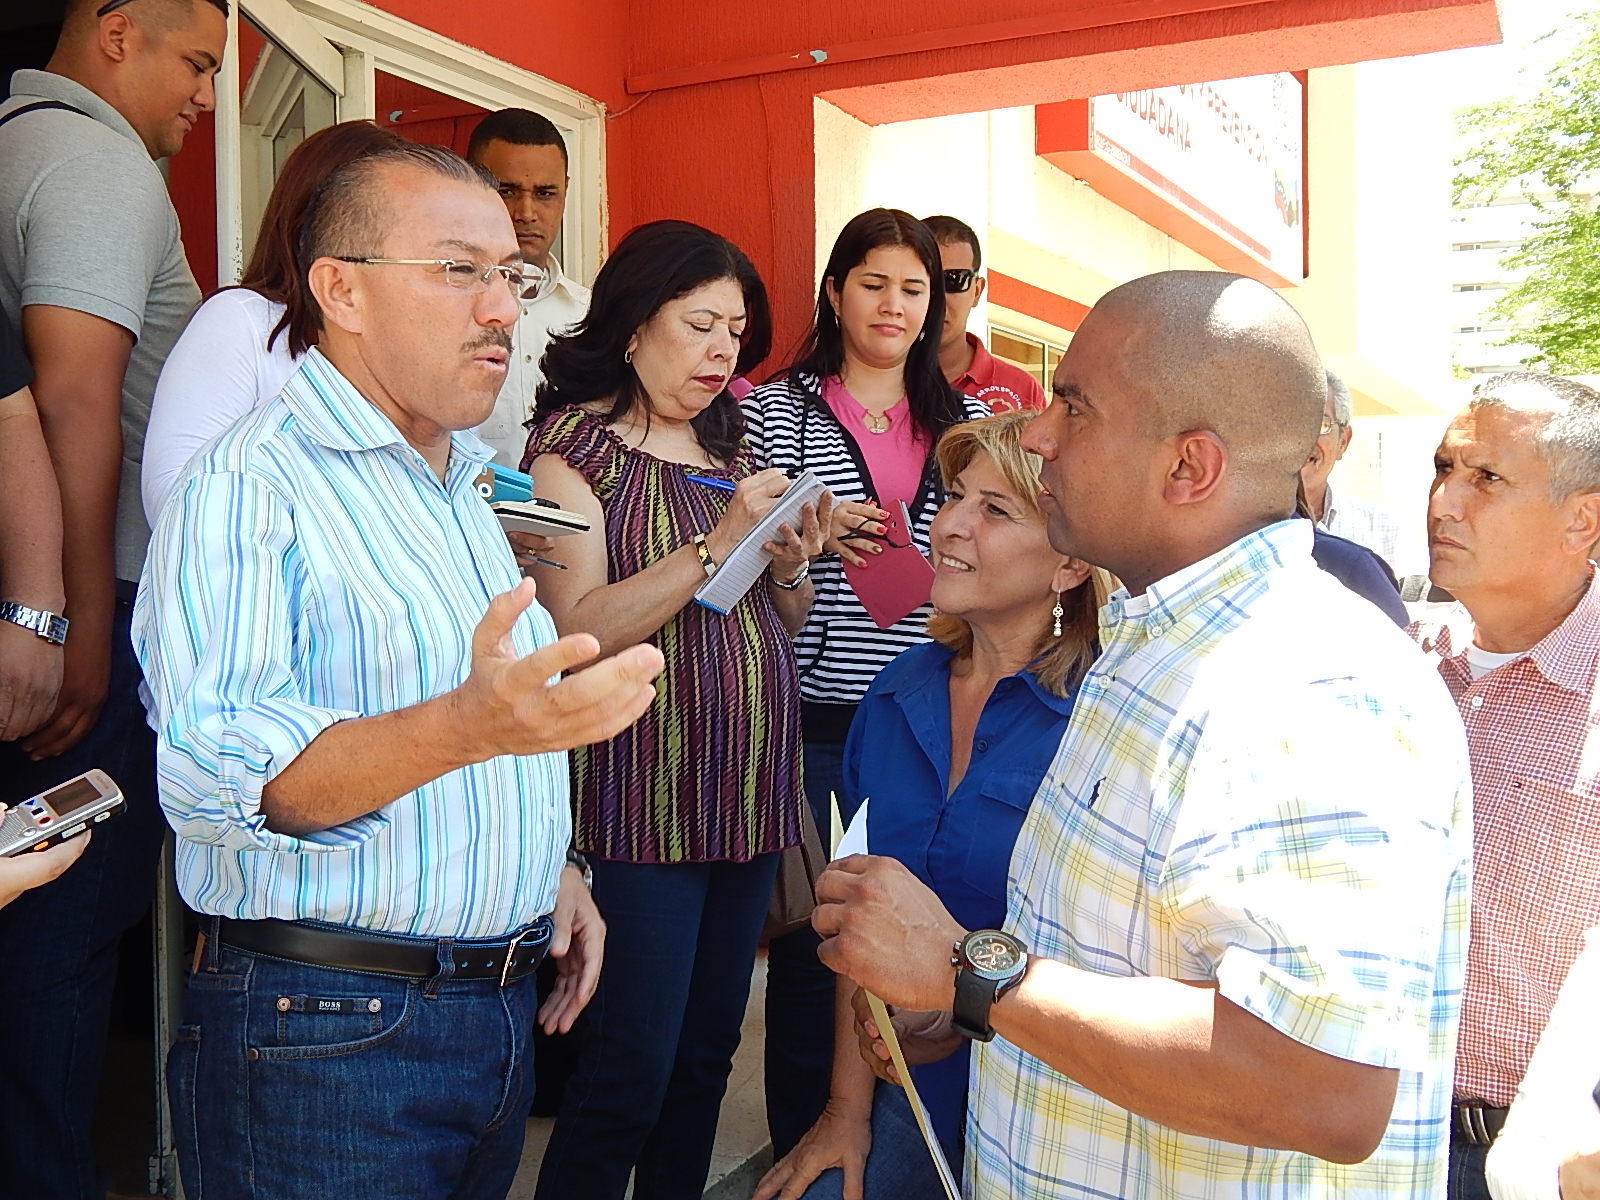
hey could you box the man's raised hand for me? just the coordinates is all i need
[456,578,664,759]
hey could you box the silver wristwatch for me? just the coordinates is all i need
[0,602,68,646]
[565,849,593,888]
[771,559,811,591]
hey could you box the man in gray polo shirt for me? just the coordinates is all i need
[0,1,226,1195]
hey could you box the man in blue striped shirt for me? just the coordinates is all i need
[134,143,662,1199]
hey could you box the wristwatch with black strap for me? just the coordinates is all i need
[0,601,68,646]
[951,928,1029,1042]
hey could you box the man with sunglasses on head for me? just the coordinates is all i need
[923,215,1046,414]
[0,1,224,1195]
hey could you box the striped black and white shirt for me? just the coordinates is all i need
[742,374,988,721]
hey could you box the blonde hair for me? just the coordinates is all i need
[926,411,1115,698]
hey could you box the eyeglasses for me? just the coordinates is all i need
[334,257,537,298]
[95,0,137,14]
[942,268,976,294]
[1319,415,1344,437]
[838,517,914,551]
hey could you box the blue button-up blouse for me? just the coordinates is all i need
[841,639,1078,1158]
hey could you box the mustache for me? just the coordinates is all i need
[464,329,513,356]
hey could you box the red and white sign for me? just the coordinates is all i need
[1037,73,1306,288]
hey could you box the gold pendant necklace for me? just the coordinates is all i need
[864,410,891,434]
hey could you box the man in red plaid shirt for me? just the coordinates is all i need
[1411,371,1600,1200]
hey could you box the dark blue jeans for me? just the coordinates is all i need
[765,741,850,1157]
[536,854,780,1200]
[1448,1139,1492,1200]
[800,1082,952,1200]
[0,596,164,1200]
[171,930,542,1199]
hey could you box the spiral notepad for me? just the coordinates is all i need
[693,471,826,614]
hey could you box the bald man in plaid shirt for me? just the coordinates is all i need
[809,271,1473,1199]
[1411,372,1600,1200]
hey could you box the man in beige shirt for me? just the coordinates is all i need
[467,108,591,467]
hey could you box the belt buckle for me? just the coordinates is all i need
[499,927,530,989]
[1457,1102,1494,1146]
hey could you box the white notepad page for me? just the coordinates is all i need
[693,471,826,614]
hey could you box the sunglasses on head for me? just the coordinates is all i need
[942,268,975,294]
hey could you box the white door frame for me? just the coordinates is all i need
[212,0,606,287]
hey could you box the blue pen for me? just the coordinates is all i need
[685,473,736,494]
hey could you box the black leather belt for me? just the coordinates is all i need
[1452,1100,1509,1146]
[214,915,553,987]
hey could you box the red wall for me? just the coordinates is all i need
[170,0,1498,365]
[169,112,217,293]
[605,0,1497,368]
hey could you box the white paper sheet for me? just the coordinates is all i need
[833,799,869,859]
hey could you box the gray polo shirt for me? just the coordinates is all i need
[0,70,200,583]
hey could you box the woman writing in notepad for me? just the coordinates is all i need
[754,411,1112,1200]
[745,208,989,1155]
[522,220,830,1200]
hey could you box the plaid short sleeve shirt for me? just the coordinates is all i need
[969,521,1473,1199]
[1410,572,1600,1108]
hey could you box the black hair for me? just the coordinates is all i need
[296,143,496,342]
[467,108,569,170]
[70,0,230,23]
[534,220,771,465]
[780,207,964,446]
[923,213,982,271]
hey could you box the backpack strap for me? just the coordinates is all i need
[0,100,92,131]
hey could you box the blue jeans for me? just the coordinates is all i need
[536,854,779,1200]
[0,596,164,1200]
[1449,1139,1492,1200]
[170,928,542,1199]
[765,741,850,1157]
[800,1082,953,1200]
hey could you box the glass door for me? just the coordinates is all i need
[237,13,339,265]
[212,0,346,285]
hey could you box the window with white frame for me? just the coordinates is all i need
[990,326,1068,392]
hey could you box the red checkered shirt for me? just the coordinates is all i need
[1410,572,1600,1107]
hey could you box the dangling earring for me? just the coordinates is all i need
[624,348,633,365]
[916,330,926,343]
[1051,591,1064,638]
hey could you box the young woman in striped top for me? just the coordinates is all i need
[744,208,989,1156]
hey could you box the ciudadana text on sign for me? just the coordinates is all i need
[1090,73,1304,281]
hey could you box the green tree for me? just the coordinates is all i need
[1455,12,1600,372]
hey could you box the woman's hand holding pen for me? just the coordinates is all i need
[705,469,791,562]
[507,530,560,575]
[825,501,889,568]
